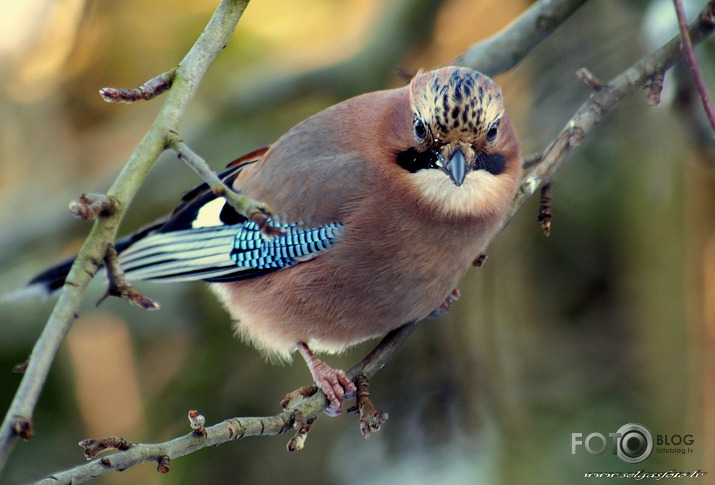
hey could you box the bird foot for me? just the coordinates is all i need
[427,288,461,318]
[297,342,356,415]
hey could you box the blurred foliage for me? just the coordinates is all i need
[1,0,714,484]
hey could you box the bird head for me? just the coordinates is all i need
[395,67,521,218]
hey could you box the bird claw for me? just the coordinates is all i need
[311,362,356,415]
[427,288,461,318]
[296,341,356,415]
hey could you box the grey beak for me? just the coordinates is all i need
[443,148,469,186]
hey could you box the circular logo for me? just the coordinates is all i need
[616,423,653,464]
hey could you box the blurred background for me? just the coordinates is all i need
[1,0,714,483]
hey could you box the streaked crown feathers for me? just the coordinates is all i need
[409,67,504,145]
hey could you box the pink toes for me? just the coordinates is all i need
[427,288,461,318]
[296,341,356,415]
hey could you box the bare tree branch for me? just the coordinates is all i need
[96,243,160,310]
[99,69,176,103]
[30,322,416,484]
[222,0,445,117]
[222,0,588,118]
[167,135,284,237]
[67,194,118,221]
[453,0,590,76]
[672,0,715,135]
[501,0,715,228]
[0,0,252,472]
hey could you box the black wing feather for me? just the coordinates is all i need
[15,157,259,298]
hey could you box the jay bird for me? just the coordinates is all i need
[18,66,522,413]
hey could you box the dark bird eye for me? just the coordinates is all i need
[486,124,498,143]
[414,119,427,141]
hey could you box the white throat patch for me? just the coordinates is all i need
[410,169,514,218]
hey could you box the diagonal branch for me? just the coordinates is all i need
[454,0,590,76]
[502,0,715,227]
[96,243,161,309]
[672,0,715,134]
[222,0,446,116]
[0,0,252,473]
[167,135,284,237]
[30,325,414,485]
[222,0,588,119]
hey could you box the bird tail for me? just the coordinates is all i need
[117,226,239,282]
[5,226,240,301]
[5,152,265,302]
[4,237,135,301]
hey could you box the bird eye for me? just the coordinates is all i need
[486,124,499,143]
[413,118,427,141]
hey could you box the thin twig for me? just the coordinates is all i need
[97,243,160,310]
[347,374,389,439]
[78,437,134,460]
[156,455,171,474]
[647,70,665,106]
[30,323,415,484]
[188,410,206,436]
[672,0,715,135]
[521,152,543,170]
[538,182,553,236]
[67,194,117,221]
[225,0,587,119]
[575,67,604,90]
[99,69,176,103]
[286,411,314,452]
[454,0,589,76]
[221,0,446,116]
[500,0,715,229]
[167,135,285,237]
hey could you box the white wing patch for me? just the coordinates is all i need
[192,197,226,228]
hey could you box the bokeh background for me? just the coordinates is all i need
[1,0,714,483]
